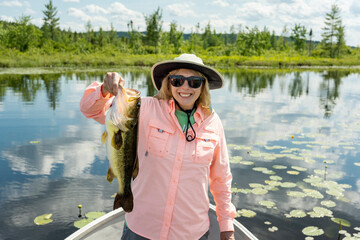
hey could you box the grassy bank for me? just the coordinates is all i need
[1,49,360,69]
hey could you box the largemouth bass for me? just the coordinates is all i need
[101,85,140,212]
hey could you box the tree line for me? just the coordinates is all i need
[0,1,353,59]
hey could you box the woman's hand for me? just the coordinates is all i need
[220,231,235,240]
[102,72,125,97]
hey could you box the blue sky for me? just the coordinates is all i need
[0,0,359,47]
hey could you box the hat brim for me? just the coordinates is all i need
[151,60,224,91]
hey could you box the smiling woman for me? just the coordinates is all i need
[80,53,236,240]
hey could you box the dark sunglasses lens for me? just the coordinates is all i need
[189,78,203,88]
[170,76,184,87]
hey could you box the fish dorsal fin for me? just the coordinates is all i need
[101,131,108,145]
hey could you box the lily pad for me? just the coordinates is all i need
[289,210,306,218]
[265,180,282,186]
[85,212,106,219]
[331,218,351,227]
[302,226,324,236]
[268,226,278,232]
[259,200,276,208]
[312,207,333,217]
[287,170,300,175]
[291,166,307,171]
[34,213,53,225]
[251,188,268,195]
[326,188,344,198]
[253,167,268,172]
[281,182,297,188]
[303,175,322,184]
[229,156,243,163]
[272,165,287,169]
[303,189,324,199]
[239,161,255,165]
[74,218,94,229]
[233,145,252,151]
[270,176,283,181]
[264,221,272,225]
[354,162,360,167]
[236,209,256,218]
[249,183,264,188]
[321,200,336,208]
[287,191,306,198]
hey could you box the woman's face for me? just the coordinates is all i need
[170,69,203,110]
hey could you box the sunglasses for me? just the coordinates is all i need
[168,75,205,89]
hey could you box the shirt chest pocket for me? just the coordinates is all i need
[194,132,219,165]
[147,119,175,157]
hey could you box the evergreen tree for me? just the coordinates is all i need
[270,30,277,50]
[144,7,163,52]
[308,29,313,56]
[41,0,60,41]
[290,24,307,52]
[321,4,345,58]
[168,21,183,53]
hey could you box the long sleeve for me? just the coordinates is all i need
[80,81,114,124]
[209,119,236,232]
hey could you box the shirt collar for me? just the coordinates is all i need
[168,98,207,124]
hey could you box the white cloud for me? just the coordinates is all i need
[212,0,229,7]
[30,18,43,27]
[0,15,14,22]
[236,2,274,21]
[63,0,80,2]
[67,3,144,31]
[107,2,143,19]
[0,0,22,7]
[68,7,90,22]
[166,3,196,17]
[84,4,107,14]
[351,0,360,14]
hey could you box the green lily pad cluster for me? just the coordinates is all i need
[258,200,276,209]
[302,226,324,236]
[228,128,359,237]
[34,213,53,225]
[235,209,256,218]
[74,211,106,229]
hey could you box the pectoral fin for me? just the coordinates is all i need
[111,130,123,150]
[106,168,116,183]
[101,131,108,145]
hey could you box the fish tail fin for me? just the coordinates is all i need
[101,131,108,145]
[113,192,134,212]
[106,168,116,183]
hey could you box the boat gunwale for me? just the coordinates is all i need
[65,204,259,240]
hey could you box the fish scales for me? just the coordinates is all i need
[102,85,140,212]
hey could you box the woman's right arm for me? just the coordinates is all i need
[80,72,125,125]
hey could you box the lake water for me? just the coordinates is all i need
[0,69,359,240]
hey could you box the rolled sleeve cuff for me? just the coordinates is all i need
[219,219,235,232]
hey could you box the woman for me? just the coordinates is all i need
[80,54,236,240]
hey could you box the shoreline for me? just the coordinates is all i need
[1,65,360,75]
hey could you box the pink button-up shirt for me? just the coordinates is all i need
[80,82,236,240]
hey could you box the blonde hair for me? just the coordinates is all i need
[154,69,211,109]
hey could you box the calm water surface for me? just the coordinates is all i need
[0,69,359,240]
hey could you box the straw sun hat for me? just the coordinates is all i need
[151,53,224,91]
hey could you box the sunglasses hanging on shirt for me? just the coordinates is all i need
[174,100,197,142]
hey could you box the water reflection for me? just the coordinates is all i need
[0,69,359,240]
[0,69,352,118]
